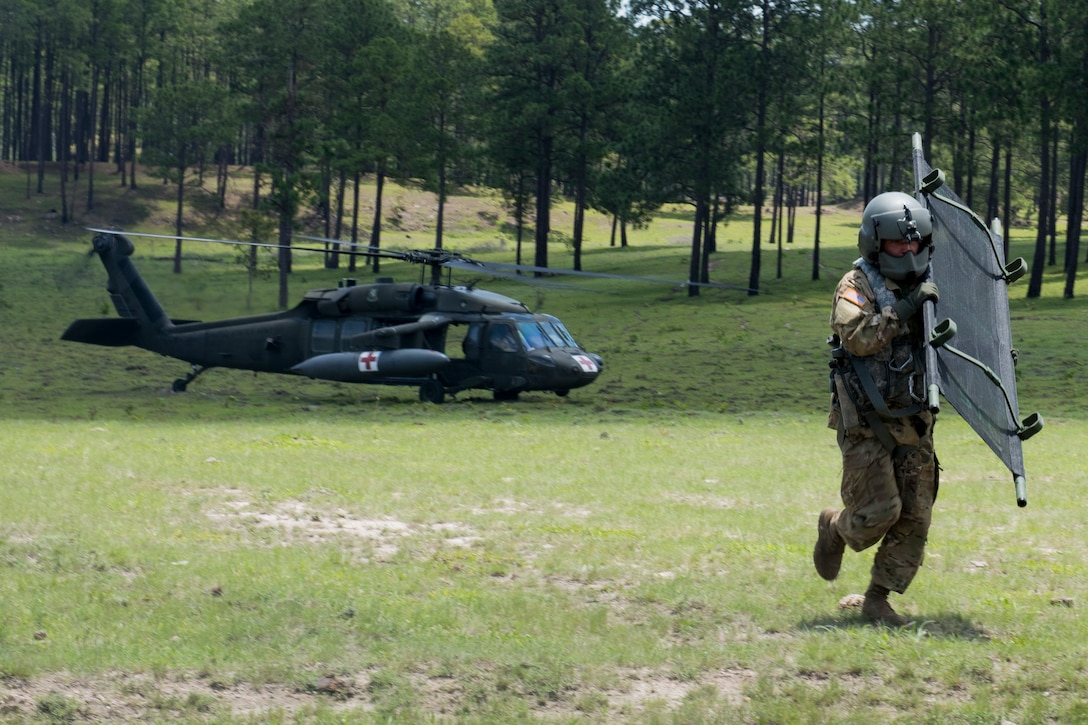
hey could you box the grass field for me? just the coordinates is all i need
[1,163,1087,723]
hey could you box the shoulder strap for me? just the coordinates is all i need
[853,257,897,310]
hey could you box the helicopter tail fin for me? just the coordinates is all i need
[89,232,170,328]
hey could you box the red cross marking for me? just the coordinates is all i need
[358,351,380,372]
[573,355,598,373]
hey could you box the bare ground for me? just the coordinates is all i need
[1,666,758,722]
[1,494,758,722]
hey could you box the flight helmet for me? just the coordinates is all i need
[858,191,933,281]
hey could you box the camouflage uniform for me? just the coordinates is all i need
[827,263,938,594]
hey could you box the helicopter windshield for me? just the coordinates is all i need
[512,314,581,351]
[540,315,578,347]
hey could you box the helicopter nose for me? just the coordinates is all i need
[571,352,601,375]
[529,350,600,390]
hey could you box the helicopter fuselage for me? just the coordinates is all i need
[62,232,602,403]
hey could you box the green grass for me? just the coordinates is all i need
[3,414,1087,722]
[1,164,1087,722]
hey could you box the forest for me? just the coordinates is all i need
[2,0,1086,301]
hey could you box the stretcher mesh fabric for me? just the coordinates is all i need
[912,147,1026,483]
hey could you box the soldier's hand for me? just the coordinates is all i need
[912,281,939,305]
[892,281,939,320]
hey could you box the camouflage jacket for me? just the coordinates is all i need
[828,263,926,430]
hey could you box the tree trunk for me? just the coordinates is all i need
[987,136,1000,224]
[59,69,70,223]
[534,134,552,272]
[278,208,292,309]
[327,167,345,270]
[371,167,385,274]
[1064,142,1086,298]
[435,109,447,251]
[86,54,100,212]
[700,199,713,285]
[173,156,185,274]
[1027,103,1051,299]
[775,151,785,279]
[349,170,360,273]
[1048,124,1058,266]
[749,1,770,297]
[965,122,976,209]
[688,197,705,298]
[813,93,824,282]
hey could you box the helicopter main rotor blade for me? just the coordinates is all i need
[440,259,590,290]
[295,234,490,267]
[461,258,757,292]
[85,227,283,250]
[291,234,438,264]
[86,228,758,293]
[84,228,383,260]
[292,233,752,291]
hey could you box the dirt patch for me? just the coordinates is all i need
[0,671,366,722]
[0,666,758,722]
[606,667,755,710]
[205,495,481,560]
[2,493,765,720]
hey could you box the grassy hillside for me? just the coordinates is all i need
[1,163,1086,723]
[2,161,1080,420]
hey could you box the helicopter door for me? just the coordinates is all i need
[480,321,526,389]
[487,322,520,353]
[459,323,482,360]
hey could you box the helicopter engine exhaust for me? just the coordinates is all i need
[291,349,450,382]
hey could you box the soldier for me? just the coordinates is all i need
[815,192,940,626]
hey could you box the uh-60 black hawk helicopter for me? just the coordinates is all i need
[62,229,605,403]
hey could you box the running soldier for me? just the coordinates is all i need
[815,191,940,626]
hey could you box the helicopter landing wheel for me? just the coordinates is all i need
[493,389,520,401]
[172,364,207,393]
[555,389,569,398]
[419,379,445,404]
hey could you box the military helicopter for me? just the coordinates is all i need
[62,230,604,403]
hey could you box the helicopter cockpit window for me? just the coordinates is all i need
[312,320,337,354]
[516,322,549,351]
[488,324,520,352]
[540,315,578,347]
[508,315,579,350]
[340,320,370,351]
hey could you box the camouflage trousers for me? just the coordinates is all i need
[834,412,938,593]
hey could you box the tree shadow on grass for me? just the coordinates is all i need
[798,611,991,640]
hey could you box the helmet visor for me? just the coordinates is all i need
[871,207,931,244]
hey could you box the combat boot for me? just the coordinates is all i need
[862,583,910,627]
[813,508,845,580]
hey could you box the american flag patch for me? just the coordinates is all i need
[842,286,868,308]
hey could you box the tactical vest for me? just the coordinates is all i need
[829,260,926,454]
